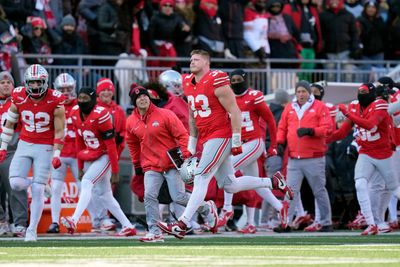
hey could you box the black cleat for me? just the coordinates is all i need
[47,222,60,233]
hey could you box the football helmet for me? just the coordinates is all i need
[54,73,77,100]
[179,156,199,185]
[24,64,49,98]
[159,70,183,96]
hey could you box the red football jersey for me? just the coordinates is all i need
[236,89,273,141]
[348,99,393,159]
[183,70,232,144]
[11,87,64,145]
[391,92,400,146]
[61,99,78,157]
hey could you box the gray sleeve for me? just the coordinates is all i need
[388,100,400,115]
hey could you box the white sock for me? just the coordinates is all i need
[246,207,255,225]
[314,199,320,223]
[72,179,93,224]
[27,183,45,232]
[296,193,306,216]
[255,188,282,211]
[223,191,233,212]
[50,180,64,223]
[388,194,398,222]
[100,190,132,228]
[355,179,375,225]
[179,175,212,226]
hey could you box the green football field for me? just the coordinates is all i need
[1,234,400,267]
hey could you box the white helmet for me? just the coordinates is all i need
[159,70,183,96]
[179,156,199,185]
[54,73,76,100]
[24,64,49,98]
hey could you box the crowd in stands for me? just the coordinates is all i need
[0,0,400,73]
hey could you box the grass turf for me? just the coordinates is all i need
[1,235,400,266]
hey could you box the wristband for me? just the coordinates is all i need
[232,133,241,148]
[54,138,64,146]
[53,149,61,158]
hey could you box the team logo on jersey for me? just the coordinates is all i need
[245,101,250,104]
[152,121,159,127]
[309,109,315,113]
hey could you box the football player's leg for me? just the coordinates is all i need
[354,154,376,225]
[377,156,400,199]
[165,169,190,206]
[369,171,385,224]
[29,144,53,233]
[286,158,305,224]
[178,138,229,225]
[303,157,332,226]
[142,171,166,234]
[9,144,32,191]
[95,168,133,228]
[50,158,68,224]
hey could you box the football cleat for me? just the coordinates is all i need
[279,201,289,229]
[304,222,322,232]
[292,213,313,230]
[115,226,137,237]
[237,224,256,234]
[389,221,399,230]
[47,222,60,233]
[271,171,294,200]
[217,209,234,228]
[361,224,378,235]
[61,216,76,234]
[347,211,367,230]
[24,228,37,242]
[378,223,392,234]
[139,233,165,243]
[12,225,26,237]
[100,218,116,231]
[204,200,219,233]
[0,221,10,235]
[157,220,188,239]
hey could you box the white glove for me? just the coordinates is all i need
[188,136,197,155]
[224,48,237,60]
[139,48,148,58]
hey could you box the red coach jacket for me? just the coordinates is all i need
[277,97,331,159]
[126,103,190,173]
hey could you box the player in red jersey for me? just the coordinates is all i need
[61,87,136,237]
[217,69,288,232]
[157,50,292,239]
[0,64,65,241]
[46,73,78,233]
[334,83,400,235]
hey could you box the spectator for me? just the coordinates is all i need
[1,0,34,29]
[219,0,249,59]
[276,80,333,232]
[319,0,361,82]
[243,0,270,63]
[267,0,301,69]
[387,0,400,60]
[0,5,21,71]
[21,16,53,65]
[283,0,323,80]
[345,0,363,18]
[357,1,387,76]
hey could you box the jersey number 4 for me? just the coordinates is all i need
[21,111,50,133]
[187,95,211,118]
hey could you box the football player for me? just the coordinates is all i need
[61,87,136,237]
[0,64,66,241]
[157,49,292,239]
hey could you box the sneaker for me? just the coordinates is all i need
[12,224,26,237]
[47,222,60,233]
[238,224,256,234]
[292,213,313,230]
[304,222,322,232]
[0,221,10,235]
[361,224,378,235]
[139,233,165,243]
[318,225,334,232]
[279,201,289,229]
[389,221,399,230]
[348,211,367,230]
[24,228,37,242]
[378,223,392,234]
[217,209,234,228]
[204,200,219,233]
[115,226,137,237]
[100,218,116,231]
[61,216,76,234]
[271,171,294,200]
[157,220,187,239]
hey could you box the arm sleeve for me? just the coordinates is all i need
[116,108,127,156]
[326,120,353,144]
[388,100,400,115]
[347,110,385,131]
[126,120,141,167]
[255,102,277,149]
[75,130,86,170]
[98,114,119,173]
